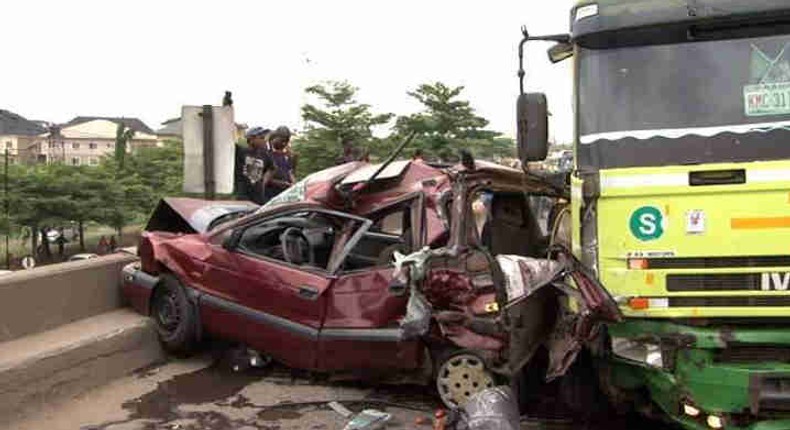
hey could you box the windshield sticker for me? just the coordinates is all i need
[745,43,790,117]
[629,206,665,241]
[750,42,790,85]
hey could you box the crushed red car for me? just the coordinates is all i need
[122,158,620,408]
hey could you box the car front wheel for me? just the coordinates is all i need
[151,274,198,355]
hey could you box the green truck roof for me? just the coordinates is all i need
[572,0,790,45]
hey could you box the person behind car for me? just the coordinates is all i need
[264,126,296,202]
[235,127,274,205]
[337,137,360,165]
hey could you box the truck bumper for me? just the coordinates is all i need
[605,320,790,430]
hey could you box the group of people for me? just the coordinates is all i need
[234,126,297,205]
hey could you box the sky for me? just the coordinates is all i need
[2,0,575,142]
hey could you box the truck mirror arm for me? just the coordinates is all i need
[517,25,571,94]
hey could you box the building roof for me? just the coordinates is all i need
[65,116,155,135]
[0,110,47,136]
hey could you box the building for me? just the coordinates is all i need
[156,116,248,145]
[41,117,158,166]
[0,109,47,164]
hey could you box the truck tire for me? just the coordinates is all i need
[151,274,198,355]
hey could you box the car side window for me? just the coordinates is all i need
[343,202,413,271]
[236,211,339,271]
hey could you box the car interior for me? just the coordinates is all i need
[473,191,553,258]
[343,204,412,271]
[236,206,413,272]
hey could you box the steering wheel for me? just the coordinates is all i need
[280,227,312,266]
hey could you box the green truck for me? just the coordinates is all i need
[516,1,790,429]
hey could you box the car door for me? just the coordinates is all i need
[318,195,426,371]
[199,207,371,370]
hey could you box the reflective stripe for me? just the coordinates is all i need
[732,217,790,230]
[601,173,686,189]
[602,169,790,190]
[580,120,790,144]
[648,298,669,309]
[749,169,790,183]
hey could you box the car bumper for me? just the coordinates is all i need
[121,262,159,316]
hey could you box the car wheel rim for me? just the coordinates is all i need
[156,292,181,333]
[436,353,495,408]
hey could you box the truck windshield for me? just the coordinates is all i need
[578,33,790,170]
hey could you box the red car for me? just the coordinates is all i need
[122,159,618,407]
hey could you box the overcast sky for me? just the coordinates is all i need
[2,0,575,142]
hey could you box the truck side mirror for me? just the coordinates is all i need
[516,93,549,163]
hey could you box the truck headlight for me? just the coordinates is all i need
[611,337,663,368]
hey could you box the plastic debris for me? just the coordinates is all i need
[327,401,392,430]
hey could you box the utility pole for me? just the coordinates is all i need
[201,105,215,200]
[4,149,9,269]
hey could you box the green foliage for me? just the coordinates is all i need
[293,81,393,177]
[4,140,184,244]
[394,82,513,162]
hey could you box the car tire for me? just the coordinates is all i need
[151,274,198,355]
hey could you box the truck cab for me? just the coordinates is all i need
[520,1,790,428]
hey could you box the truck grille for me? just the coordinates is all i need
[716,347,790,363]
[649,256,790,269]
[755,377,790,413]
[666,274,761,291]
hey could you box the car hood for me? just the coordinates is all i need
[145,197,257,234]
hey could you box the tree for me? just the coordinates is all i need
[394,82,513,163]
[293,81,393,177]
[122,139,183,202]
[115,123,135,169]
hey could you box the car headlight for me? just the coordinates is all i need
[611,337,663,368]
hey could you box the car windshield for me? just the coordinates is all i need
[578,32,790,169]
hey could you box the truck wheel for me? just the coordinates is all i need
[151,274,198,355]
[435,352,496,408]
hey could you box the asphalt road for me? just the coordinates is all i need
[8,349,673,430]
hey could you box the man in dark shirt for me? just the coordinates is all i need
[235,127,273,205]
[264,126,296,202]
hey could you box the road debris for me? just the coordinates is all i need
[328,400,392,430]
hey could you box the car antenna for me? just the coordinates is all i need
[350,131,417,195]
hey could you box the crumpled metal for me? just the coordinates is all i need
[495,255,563,307]
[456,386,520,430]
[392,247,437,339]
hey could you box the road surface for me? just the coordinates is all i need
[8,348,672,430]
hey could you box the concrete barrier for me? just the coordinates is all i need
[0,253,138,343]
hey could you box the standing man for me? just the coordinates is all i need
[336,137,363,165]
[265,126,296,202]
[234,127,273,205]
